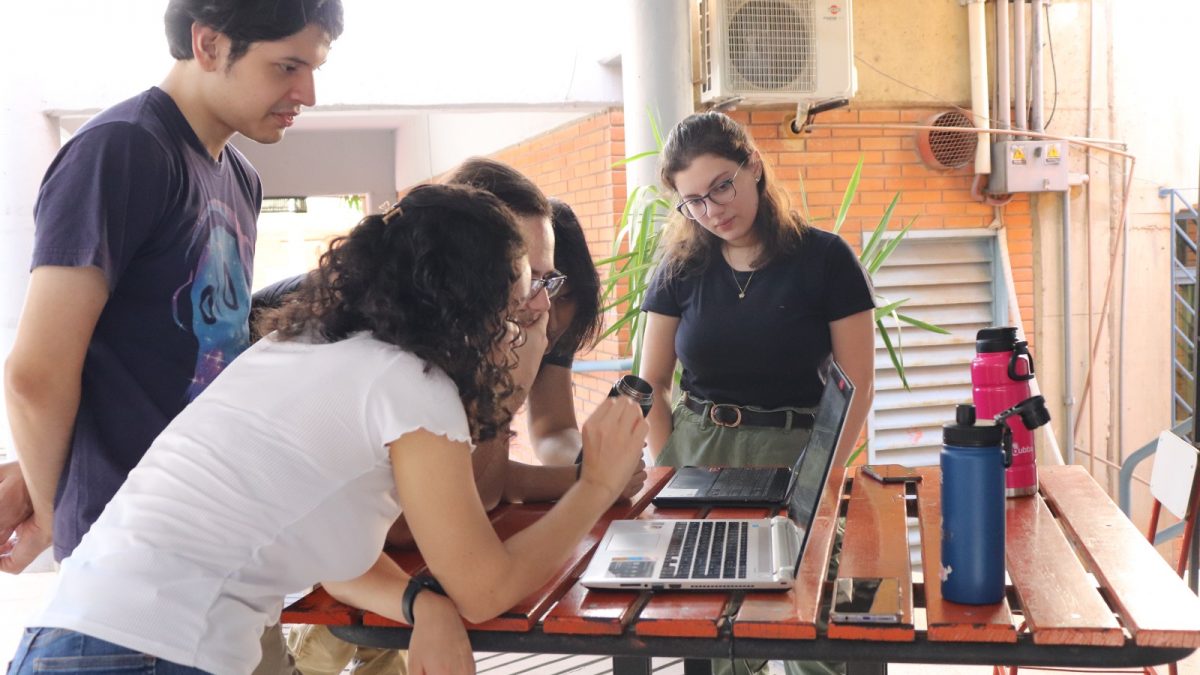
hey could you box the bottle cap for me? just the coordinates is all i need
[975,326,1019,354]
[943,404,1006,447]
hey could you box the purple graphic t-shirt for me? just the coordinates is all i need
[31,87,261,560]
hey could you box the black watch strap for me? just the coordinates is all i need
[401,574,446,625]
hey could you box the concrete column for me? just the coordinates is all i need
[621,0,694,193]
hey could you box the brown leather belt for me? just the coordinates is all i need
[681,393,815,430]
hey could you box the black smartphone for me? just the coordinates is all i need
[830,577,902,624]
[861,464,921,484]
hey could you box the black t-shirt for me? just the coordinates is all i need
[641,228,874,409]
[32,87,261,559]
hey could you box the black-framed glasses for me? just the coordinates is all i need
[523,271,568,304]
[675,160,746,221]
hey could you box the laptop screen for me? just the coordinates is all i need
[786,358,855,542]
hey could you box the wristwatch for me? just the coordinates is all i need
[401,574,447,625]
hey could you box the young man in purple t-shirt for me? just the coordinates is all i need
[0,0,343,572]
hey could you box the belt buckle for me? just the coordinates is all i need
[710,404,743,428]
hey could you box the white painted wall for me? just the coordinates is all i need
[1031,0,1200,486]
[232,129,398,210]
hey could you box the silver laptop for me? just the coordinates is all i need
[580,359,854,590]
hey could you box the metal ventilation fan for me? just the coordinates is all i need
[726,0,816,92]
[916,111,978,171]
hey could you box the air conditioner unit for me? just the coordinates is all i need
[699,0,856,106]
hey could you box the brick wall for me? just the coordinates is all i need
[491,106,1036,463]
[730,107,1034,344]
[491,110,629,463]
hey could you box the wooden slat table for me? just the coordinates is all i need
[284,465,1200,674]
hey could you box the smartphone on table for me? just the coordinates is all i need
[861,464,921,484]
[830,577,902,624]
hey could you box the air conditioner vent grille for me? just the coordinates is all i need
[726,0,816,93]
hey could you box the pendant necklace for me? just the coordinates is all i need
[732,268,755,299]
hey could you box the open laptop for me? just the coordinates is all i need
[580,359,854,590]
[652,358,855,508]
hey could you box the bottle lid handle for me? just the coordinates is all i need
[1007,341,1036,382]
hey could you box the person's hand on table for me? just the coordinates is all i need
[408,590,475,675]
[618,457,647,501]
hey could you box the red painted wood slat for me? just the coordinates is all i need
[827,468,915,642]
[1005,487,1123,646]
[1040,465,1200,649]
[914,466,1016,643]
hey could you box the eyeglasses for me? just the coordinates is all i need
[676,160,746,221]
[523,271,568,304]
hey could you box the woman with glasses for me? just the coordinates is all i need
[526,198,606,465]
[639,110,875,675]
[10,184,648,675]
[641,110,876,483]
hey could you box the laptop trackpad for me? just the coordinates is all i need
[608,530,661,552]
[657,466,718,498]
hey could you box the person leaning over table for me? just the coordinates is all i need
[7,184,648,675]
[264,184,633,672]
[1,2,344,672]
[638,111,876,675]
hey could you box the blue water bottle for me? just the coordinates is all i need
[940,403,1009,605]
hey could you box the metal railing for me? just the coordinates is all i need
[1162,187,1200,432]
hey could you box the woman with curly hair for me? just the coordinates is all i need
[10,184,647,675]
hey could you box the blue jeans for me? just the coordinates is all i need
[8,627,209,675]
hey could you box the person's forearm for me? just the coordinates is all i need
[502,462,576,503]
[4,364,82,519]
[646,390,674,458]
[322,553,412,621]
[531,429,582,466]
[456,476,614,622]
[835,379,874,467]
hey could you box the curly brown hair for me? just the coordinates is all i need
[256,184,527,443]
[658,111,809,280]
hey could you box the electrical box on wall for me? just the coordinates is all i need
[988,141,1069,193]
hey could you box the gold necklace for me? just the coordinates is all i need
[732,268,755,299]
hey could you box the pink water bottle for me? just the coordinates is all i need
[971,327,1037,497]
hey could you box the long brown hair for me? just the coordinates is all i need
[658,111,808,279]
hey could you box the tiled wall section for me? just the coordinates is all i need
[494,107,1035,464]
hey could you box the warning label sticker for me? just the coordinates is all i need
[1045,143,1062,165]
[1010,146,1027,165]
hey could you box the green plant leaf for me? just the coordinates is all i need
[873,298,909,319]
[878,318,910,391]
[844,440,867,467]
[833,156,864,234]
[613,150,661,168]
[859,193,899,265]
[599,310,640,340]
[866,216,917,275]
[648,107,664,150]
[897,313,951,334]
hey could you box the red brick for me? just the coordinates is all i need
[859,110,901,123]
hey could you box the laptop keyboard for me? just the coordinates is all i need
[708,468,778,498]
[659,521,748,579]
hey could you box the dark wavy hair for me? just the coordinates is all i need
[443,157,550,219]
[257,184,526,443]
[165,0,345,64]
[546,199,602,359]
[658,111,808,280]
